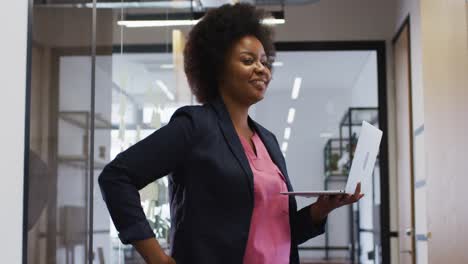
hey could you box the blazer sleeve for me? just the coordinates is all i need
[98,106,198,244]
[292,205,327,245]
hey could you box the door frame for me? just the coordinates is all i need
[274,41,390,264]
[392,15,416,264]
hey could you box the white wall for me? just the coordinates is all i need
[395,1,468,264]
[0,0,28,263]
[421,1,468,263]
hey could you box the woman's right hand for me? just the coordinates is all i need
[162,255,176,264]
[132,237,176,264]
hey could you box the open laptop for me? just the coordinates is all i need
[281,121,383,197]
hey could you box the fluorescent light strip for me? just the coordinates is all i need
[118,18,285,28]
[287,108,295,124]
[156,80,175,100]
[261,18,285,25]
[281,141,288,152]
[273,61,283,67]
[118,20,197,28]
[83,1,199,9]
[284,127,291,140]
[160,64,174,69]
[320,132,333,138]
[291,77,302,100]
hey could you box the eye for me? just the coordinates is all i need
[262,60,273,70]
[242,57,254,64]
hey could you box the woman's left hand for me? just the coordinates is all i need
[309,182,364,225]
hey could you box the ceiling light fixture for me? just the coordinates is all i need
[272,61,283,67]
[155,80,175,101]
[80,1,200,9]
[287,108,296,124]
[320,132,333,138]
[291,77,302,100]
[118,20,197,28]
[160,64,175,69]
[284,127,291,140]
[281,142,288,152]
[118,11,285,28]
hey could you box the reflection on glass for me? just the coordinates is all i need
[27,3,93,263]
[92,3,193,263]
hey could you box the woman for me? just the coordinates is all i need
[98,3,363,264]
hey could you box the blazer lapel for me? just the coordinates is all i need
[210,97,255,199]
[249,119,294,191]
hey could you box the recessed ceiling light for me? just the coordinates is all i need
[287,108,295,124]
[320,132,333,138]
[281,141,288,152]
[273,61,283,67]
[291,77,302,100]
[284,127,291,140]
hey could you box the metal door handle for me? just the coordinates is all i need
[405,228,412,236]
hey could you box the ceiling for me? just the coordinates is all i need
[97,50,374,105]
[268,51,373,94]
[39,0,320,9]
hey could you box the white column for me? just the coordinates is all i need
[0,0,29,263]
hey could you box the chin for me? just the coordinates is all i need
[251,94,265,104]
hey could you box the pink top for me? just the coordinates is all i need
[238,131,291,264]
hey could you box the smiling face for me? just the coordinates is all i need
[219,35,273,106]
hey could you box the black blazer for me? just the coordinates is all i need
[98,96,325,264]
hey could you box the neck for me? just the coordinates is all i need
[220,93,251,132]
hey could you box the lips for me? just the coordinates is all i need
[249,79,267,90]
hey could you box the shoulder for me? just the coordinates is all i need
[170,104,217,134]
[171,104,215,122]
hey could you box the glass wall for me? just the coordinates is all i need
[26,2,386,264]
[27,2,93,263]
[27,1,194,263]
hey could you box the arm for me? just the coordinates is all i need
[132,238,176,264]
[291,204,327,245]
[293,183,364,245]
[98,107,198,261]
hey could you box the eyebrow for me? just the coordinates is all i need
[239,51,267,59]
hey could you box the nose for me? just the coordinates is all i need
[254,61,269,75]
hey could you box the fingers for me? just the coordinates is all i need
[354,182,361,197]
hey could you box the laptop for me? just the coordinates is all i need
[281,121,383,197]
